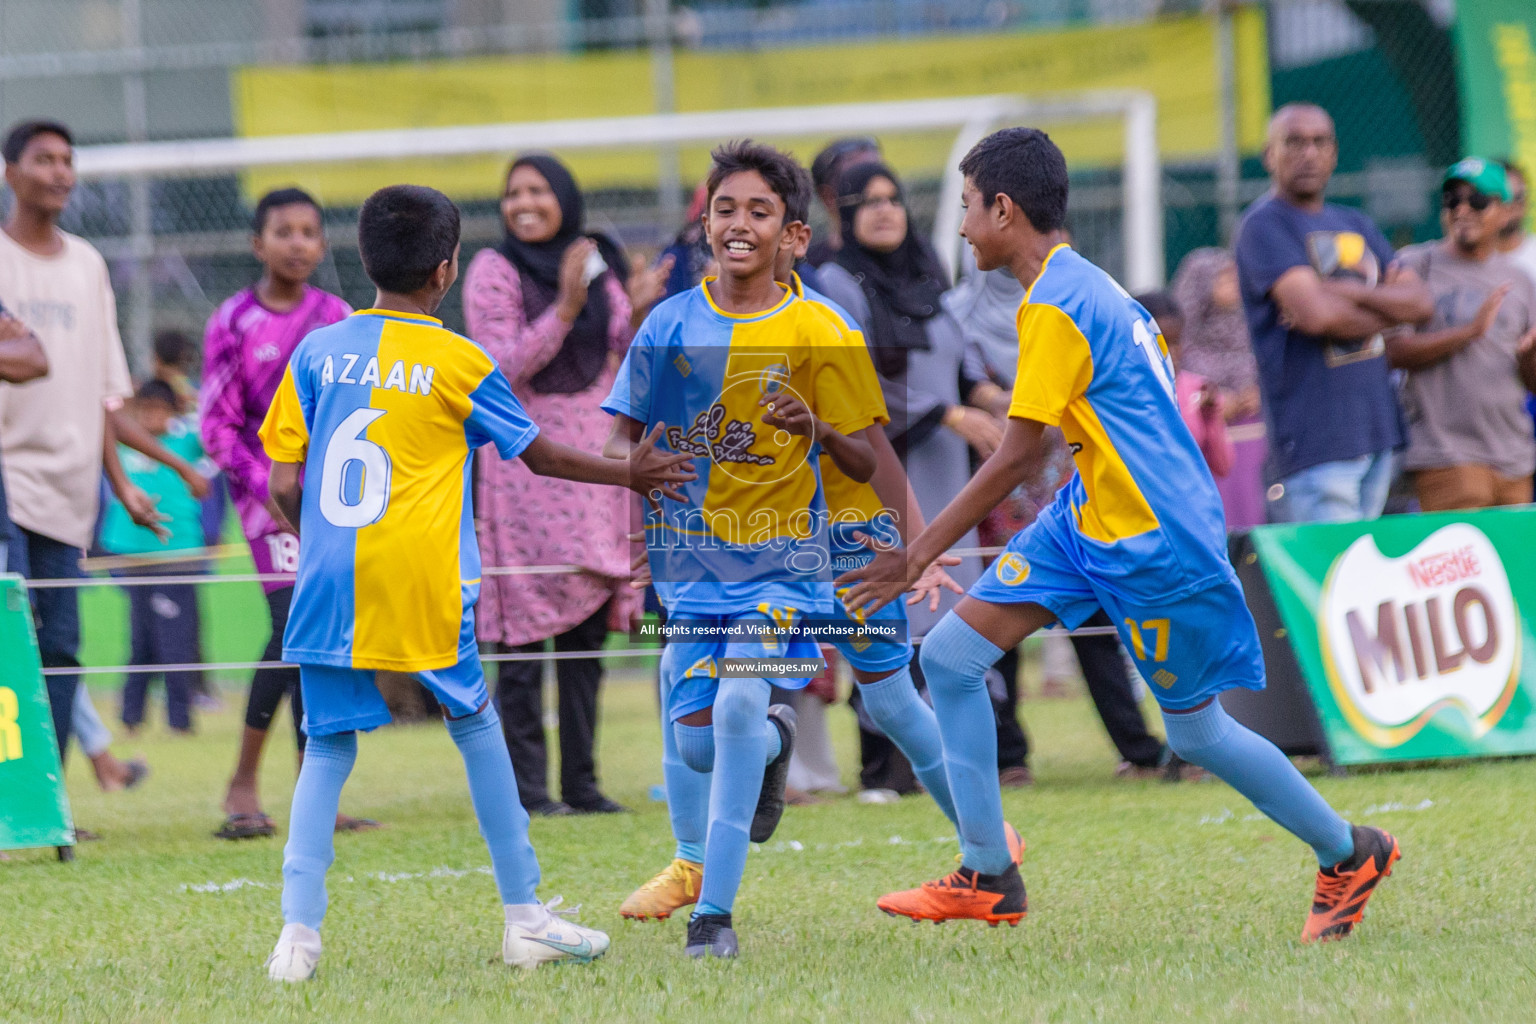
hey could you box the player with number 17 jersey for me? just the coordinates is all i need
[969,244,1256,709]
[261,308,537,704]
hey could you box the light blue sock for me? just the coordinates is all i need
[674,722,716,774]
[281,730,357,930]
[919,614,1011,875]
[658,648,708,864]
[694,677,771,919]
[1162,700,1355,866]
[445,705,541,904]
[858,665,957,829]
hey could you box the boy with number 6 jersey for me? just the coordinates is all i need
[259,184,693,981]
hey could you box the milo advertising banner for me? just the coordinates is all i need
[1248,508,1536,766]
[0,575,74,852]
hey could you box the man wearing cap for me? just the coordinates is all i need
[1387,158,1536,510]
[1235,103,1433,523]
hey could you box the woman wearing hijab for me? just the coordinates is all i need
[817,161,996,796]
[463,153,671,816]
[1171,247,1266,529]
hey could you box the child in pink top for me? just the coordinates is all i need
[200,188,373,839]
[1137,290,1235,479]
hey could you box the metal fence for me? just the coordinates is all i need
[0,0,1466,370]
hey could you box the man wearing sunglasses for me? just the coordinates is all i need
[1387,158,1536,511]
[1236,103,1433,524]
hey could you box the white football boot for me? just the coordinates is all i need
[266,923,321,982]
[501,897,611,969]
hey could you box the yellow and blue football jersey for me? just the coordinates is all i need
[790,273,891,530]
[791,273,912,671]
[1006,245,1232,602]
[602,280,885,616]
[260,309,539,672]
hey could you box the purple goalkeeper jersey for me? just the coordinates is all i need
[200,285,350,585]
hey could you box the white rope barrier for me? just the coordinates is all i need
[26,547,1010,590]
[25,563,587,590]
[38,543,1123,677]
[42,624,1124,677]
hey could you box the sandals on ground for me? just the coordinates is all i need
[213,812,276,840]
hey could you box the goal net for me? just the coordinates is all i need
[71,92,1162,363]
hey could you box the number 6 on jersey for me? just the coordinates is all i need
[319,407,392,528]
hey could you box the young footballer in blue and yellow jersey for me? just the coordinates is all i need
[604,141,885,960]
[615,176,1002,927]
[259,185,692,982]
[841,128,1400,943]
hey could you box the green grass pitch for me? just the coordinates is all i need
[2,669,1534,1023]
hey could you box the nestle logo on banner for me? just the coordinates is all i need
[1319,524,1521,748]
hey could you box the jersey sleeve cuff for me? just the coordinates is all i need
[495,422,540,460]
[1006,404,1062,426]
[600,399,645,422]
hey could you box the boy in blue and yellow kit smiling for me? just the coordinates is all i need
[604,141,885,959]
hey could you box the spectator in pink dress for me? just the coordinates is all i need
[1171,249,1265,527]
[465,153,671,816]
[1138,289,1236,479]
[201,188,376,840]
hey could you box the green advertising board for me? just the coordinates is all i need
[1455,0,1536,226]
[1249,508,1536,766]
[0,575,74,851]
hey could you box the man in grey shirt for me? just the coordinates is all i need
[1388,158,1536,511]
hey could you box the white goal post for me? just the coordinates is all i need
[75,91,1164,290]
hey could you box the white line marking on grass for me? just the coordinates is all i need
[1358,799,1433,816]
[182,878,272,893]
[1198,798,1433,825]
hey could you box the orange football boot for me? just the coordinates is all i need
[878,863,1027,926]
[619,858,702,921]
[1302,824,1401,943]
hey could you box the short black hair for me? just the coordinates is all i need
[811,137,880,189]
[2,120,73,164]
[253,187,322,235]
[357,184,460,294]
[1133,290,1180,324]
[153,329,194,368]
[959,127,1069,232]
[134,378,179,407]
[705,140,808,225]
[1499,158,1527,183]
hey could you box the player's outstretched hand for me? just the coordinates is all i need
[628,422,696,505]
[835,530,922,616]
[759,394,817,438]
[909,554,965,613]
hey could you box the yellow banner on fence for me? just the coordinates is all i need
[232,10,1270,204]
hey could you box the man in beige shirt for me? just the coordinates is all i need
[2,119,206,779]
